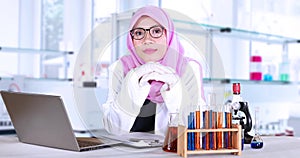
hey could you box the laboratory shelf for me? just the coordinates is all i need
[0,46,74,80]
[0,77,72,82]
[173,19,300,44]
[172,19,300,83]
[203,78,291,85]
[0,46,73,55]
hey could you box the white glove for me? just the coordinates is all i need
[139,63,179,91]
[116,67,151,117]
[160,79,191,127]
[160,78,184,112]
[138,63,184,113]
[117,62,180,116]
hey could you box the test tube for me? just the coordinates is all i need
[187,112,195,150]
[208,93,217,150]
[210,109,217,150]
[217,104,223,149]
[191,112,195,150]
[187,114,191,150]
[195,105,201,149]
[202,105,209,150]
[224,104,232,149]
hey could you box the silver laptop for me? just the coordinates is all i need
[0,91,120,151]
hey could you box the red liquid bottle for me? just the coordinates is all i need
[250,55,262,80]
[163,112,178,153]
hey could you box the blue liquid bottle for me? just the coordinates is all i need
[251,107,263,149]
[251,135,263,149]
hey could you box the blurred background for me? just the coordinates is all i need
[0,0,300,137]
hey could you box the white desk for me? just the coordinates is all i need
[1,135,300,158]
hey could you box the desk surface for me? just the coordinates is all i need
[1,135,300,158]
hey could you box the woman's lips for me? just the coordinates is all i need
[143,48,157,54]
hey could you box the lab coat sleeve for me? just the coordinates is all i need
[101,61,150,135]
[183,61,206,105]
[161,61,206,126]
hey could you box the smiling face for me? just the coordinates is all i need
[132,16,168,63]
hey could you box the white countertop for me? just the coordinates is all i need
[1,135,300,158]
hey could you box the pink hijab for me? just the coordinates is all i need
[120,6,204,103]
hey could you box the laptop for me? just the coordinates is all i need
[0,90,121,152]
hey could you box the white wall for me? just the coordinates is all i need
[18,0,41,78]
[0,0,19,76]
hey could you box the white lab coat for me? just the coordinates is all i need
[101,60,205,136]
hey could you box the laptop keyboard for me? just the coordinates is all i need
[77,138,104,148]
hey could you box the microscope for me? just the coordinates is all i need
[229,83,253,144]
[231,101,253,144]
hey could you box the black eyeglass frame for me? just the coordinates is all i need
[130,25,165,40]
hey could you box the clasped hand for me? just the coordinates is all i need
[119,62,181,112]
[133,62,179,91]
[133,62,183,113]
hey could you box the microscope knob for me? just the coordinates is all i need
[232,102,241,110]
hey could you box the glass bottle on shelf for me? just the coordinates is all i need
[279,61,290,82]
[250,51,262,81]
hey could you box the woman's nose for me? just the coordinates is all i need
[142,32,154,44]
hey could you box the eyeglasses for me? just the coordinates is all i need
[130,25,165,40]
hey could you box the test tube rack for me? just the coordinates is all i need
[177,125,242,158]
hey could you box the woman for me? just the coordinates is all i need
[102,6,206,136]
